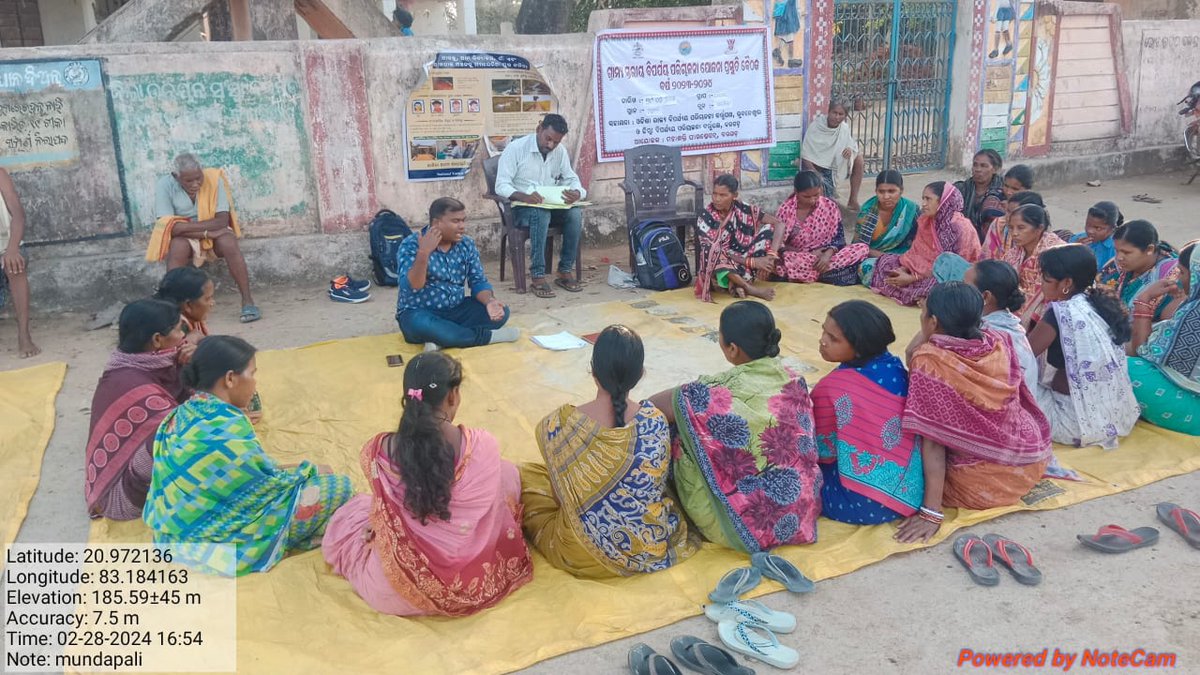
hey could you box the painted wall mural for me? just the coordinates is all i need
[1006,1,1036,156]
[973,0,1068,161]
[1025,11,1058,153]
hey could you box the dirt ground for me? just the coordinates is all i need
[3,173,1198,674]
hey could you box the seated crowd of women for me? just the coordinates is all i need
[694,162,1198,441]
[81,163,1196,617]
[80,283,1126,618]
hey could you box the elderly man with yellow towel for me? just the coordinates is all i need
[147,154,259,323]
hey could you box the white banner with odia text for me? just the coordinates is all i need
[593,27,775,161]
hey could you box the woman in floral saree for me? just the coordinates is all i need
[651,301,821,553]
[1029,245,1139,449]
[772,170,868,286]
[323,352,532,615]
[521,326,697,578]
[895,283,1052,544]
[694,174,779,302]
[144,336,353,576]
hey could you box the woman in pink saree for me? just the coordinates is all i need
[869,181,982,306]
[322,352,532,616]
[773,170,868,285]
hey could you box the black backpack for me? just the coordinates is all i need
[631,220,692,291]
[368,209,412,287]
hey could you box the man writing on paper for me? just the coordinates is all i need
[395,197,520,350]
[496,113,585,299]
[147,153,260,323]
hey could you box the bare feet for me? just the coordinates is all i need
[746,285,776,301]
[729,286,747,299]
[18,333,40,359]
[848,200,861,213]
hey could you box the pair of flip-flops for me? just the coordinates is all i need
[628,637,754,675]
[702,602,799,670]
[1077,502,1200,553]
[708,554,815,604]
[954,534,1042,587]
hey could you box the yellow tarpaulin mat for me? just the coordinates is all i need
[0,361,66,548]
[89,285,1200,674]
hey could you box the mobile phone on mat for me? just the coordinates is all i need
[386,354,405,367]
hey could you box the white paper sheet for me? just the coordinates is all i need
[531,331,589,351]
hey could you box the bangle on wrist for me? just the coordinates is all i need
[918,506,945,524]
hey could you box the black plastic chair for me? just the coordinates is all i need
[618,144,705,271]
[482,155,582,294]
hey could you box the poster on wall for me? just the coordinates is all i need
[0,60,102,169]
[404,52,558,182]
[593,27,775,162]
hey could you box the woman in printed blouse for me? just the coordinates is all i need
[693,174,780,302]
[520,325,698,577]
[867,181,981,306]
[771,170,868,286]
[953,149,1006,242]
[1100,220,1179,321]
[813,300,923,524]
[1126,240,1200,436]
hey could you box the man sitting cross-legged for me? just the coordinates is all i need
[396,197,519,350]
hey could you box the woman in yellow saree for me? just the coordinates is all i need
[521,326,698,578]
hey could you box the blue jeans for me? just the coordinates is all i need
[397,298,510,348]
[513,205,582,279]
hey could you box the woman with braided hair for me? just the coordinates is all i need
[322,351,531,615]
[520,325,698,577]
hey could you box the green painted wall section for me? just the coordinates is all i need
[107,71,315,232]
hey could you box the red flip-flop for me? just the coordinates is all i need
[1157,503,1200,549]
[1077,524,1159,554]
[982,534,1043,586]
[953,534,1000,586]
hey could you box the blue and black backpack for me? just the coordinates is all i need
[367,209,412,287]
[631,219,692,291]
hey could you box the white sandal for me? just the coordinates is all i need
[704,600,796,634]
[717,620,800,669]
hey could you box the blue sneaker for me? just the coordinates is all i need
[333,274,370,292]
[329,278,371,303]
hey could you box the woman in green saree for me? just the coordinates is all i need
[855,170,919,287]
[143,336,353,576]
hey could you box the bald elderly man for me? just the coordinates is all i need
[151,153,259,322]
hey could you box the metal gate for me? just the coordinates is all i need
[829,0,957,174]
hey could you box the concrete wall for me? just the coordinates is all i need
[0,36,597,312]
[1105,0,1199,20]
[38,0,88,45]
[958,1,1198,168]
[1122,19,1200,147]
[4,7,1195,312]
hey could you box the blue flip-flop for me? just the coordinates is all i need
[750,552,815,593]
[629,643,683,675]
[708,567,761,604]
[240,304,262,323]
[669,636,755,675]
